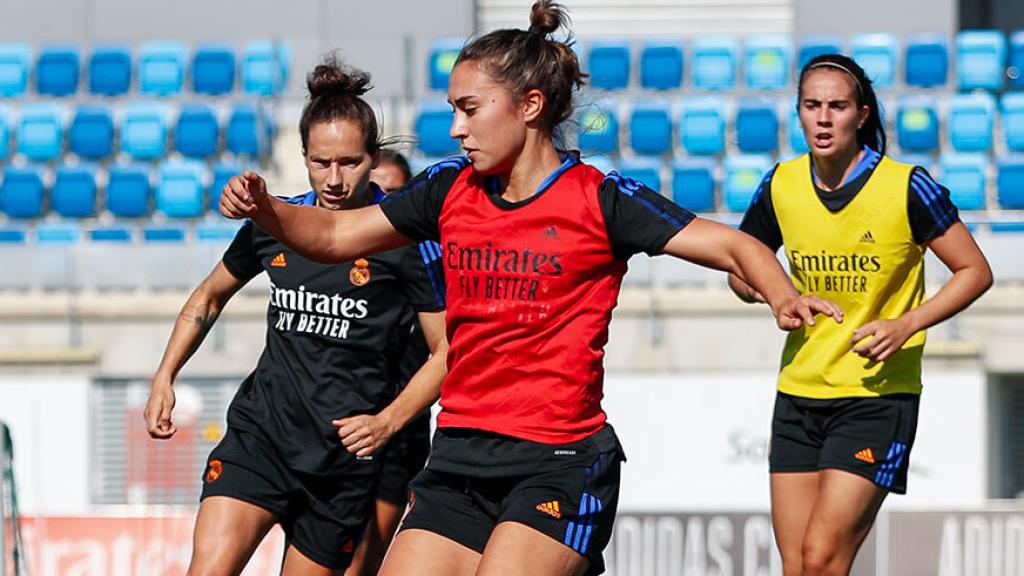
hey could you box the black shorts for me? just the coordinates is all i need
[200,427,380,570]
[375,410,431,506]
[399,426,624,576]
[769,391,920,494]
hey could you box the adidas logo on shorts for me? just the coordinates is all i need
[536,500,562,519]
[854,448,876,464]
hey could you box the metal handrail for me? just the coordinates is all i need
[0,422,26,576]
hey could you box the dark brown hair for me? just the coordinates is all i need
[798,53,887,155]
[455,1,586,134]
[299,54,380,155]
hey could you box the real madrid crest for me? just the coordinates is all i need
[349,258,371,286]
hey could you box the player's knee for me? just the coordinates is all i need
[801,537,840,576]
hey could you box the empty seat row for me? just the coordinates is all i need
[896,92,1024,153]
[0,161,244,219]
[0,40,290,98]
[413,92,1024,157]
[406,154,1024,214]
[0,220,240,244]
[0,101,274,161]
[427,30,1024,92]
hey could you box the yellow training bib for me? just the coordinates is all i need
[771,154,925,398]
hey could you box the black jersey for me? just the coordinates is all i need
[221,187,446,475]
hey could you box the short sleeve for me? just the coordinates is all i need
[398,241,447,313]
[380,157,468,243]
[908,167,960,244]
[221,221,263,281]
[598,173,696,260]
[738,166,783,252]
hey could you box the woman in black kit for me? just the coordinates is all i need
[143,56,446,576]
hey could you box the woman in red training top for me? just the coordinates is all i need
[220,3,841,574]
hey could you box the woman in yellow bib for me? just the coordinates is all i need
[729,54,992,576]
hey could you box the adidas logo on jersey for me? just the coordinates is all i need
[854,448,876,464]
[859,230,876,244]
[542,226,559,238]
[271,252,288,267]
[536,500,562,519]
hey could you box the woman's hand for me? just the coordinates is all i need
[332,413,399,458]
[851,317,916,362]
[772,294,844,331]
[219,172,270,220]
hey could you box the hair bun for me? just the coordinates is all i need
[528,0,568,36]
[306,54,372,99]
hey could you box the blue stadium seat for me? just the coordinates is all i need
[242,40,291,95]
[851,34,897,88]
[989,223,1024,234]
[905,35,948,87]
[427,38,463,91]
[628,100,672,156]
[997,156,1024,210]
[192,43,236,95]
[947,93,995,152]
[106,163,151,217]
[786,105,809,155]
[226,102,271,157]
[36,45,80,97]
[414,101,458,156]
[36,223,81,244]
[0,228,27,243]
[735,99,779,153]
[17,103,64,162]
[679,98,725,156]
[639,40,683,90]
[955,30,1006,91]
[797,35,843,69]
[1001,92,1024,152]
[1010,31,1024,89]
[1,166,45,218]
[209,161,241,211]
[89,226,134,242]
[0,105,11,160]
[88,44,131,95]
[671,157,716,212]
[577,106,620,154]
[691,35,739,90]
[52,164,98,218]
[0,44,31,98]
[897,96,940,153]
[616,158,662,192]
[940,154,988,211]
[587,40,631,90]
[175,104,220,158]
[120,102,168,160]
[197,221,242,242]
[69,105,114,160]
[157,160,207,218]
[723,155,773,212]
[139,41,187,96]
[144,225,188,242]
[744,34,790,90]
